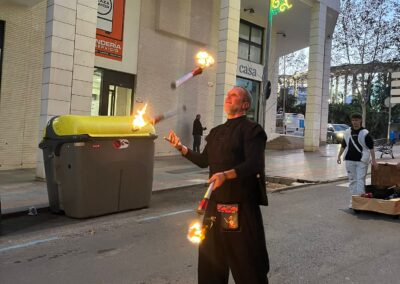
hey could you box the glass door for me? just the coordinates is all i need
[107,85,133,116]
[91,68,135,116]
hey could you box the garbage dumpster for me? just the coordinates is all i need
[39,115,157,218]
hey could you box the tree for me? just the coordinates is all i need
[332,0,400,126]
[279,48,308,76]
[278,48,308,112]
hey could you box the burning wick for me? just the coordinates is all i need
[171,51,215,89]
[187,216,216,244]
[132,104,148,131]
[187,222,206,244]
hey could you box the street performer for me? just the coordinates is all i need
[166,86,270,284]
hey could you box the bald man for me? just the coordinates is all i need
[166,86,269,284]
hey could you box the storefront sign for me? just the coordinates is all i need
[236,59,263,81]
[96,0,125,61]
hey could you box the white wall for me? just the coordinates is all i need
[0,2,46,170]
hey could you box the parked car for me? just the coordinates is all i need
[327,123,349,143]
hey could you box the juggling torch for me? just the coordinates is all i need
[188,182,216,245]
[171,51,215,89]
[131,104,187,131]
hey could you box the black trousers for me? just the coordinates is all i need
[198,200,269,284]
[193,135,202,152]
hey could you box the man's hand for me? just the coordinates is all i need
[208,172,227,190]
[337,156,342,164]
[164,130,188,155]
[165,130,182,150]
[371,160,378,169]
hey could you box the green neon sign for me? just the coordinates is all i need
[271,0,293,16]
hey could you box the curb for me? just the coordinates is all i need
[1,205,50,220]
[268,176,349,193]
[1,177,350,220]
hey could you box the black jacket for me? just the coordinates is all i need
[186,116,268,205]
[192,118,204,136]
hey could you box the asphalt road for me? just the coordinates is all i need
[1,182,399,284]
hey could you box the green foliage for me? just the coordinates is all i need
[277,88,306,115]
[329,73,400,139]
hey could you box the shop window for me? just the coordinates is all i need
[91,68,135,116]
[238,21,263,64]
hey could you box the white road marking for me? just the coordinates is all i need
[0,237,59,253]
[136,209,194,222]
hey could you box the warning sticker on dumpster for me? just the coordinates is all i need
[113,139,129,149]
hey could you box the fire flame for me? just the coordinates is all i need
[196,51,215,69]
[187,222,205,244]
[132,104,147,130]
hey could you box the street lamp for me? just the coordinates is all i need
[283,54,286,120]
[261,0,272,128]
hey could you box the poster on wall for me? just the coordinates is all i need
[96,0,125,61]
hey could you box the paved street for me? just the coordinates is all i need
[1,182,399,284]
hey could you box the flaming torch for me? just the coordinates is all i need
[171,51,215,89]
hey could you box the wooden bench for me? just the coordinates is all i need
[374,138,395,159]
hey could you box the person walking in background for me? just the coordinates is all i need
[192,114,206,152]
[337,113,378,208]
[166,86,269,284]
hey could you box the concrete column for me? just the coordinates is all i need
[71,0,97,115]
[319,37,332,143]
[36,0,97,178]
[215,0,240,125]
[304,2,326,151]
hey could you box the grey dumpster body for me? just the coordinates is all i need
[39,115,156,218]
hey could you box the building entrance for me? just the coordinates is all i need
[91,68,135,116]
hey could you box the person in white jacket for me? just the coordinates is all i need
[337,113,378,208]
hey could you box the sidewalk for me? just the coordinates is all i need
[1,144,399,215]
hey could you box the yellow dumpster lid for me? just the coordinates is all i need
[47,115,156,138]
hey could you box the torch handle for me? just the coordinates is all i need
[171,72,194,89]
[163,109,178,119]
[203,182,214,199]
[152,104,187,125]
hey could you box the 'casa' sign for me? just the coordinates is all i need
[236,59,263,81]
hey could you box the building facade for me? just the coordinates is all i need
[0,0,340,178]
